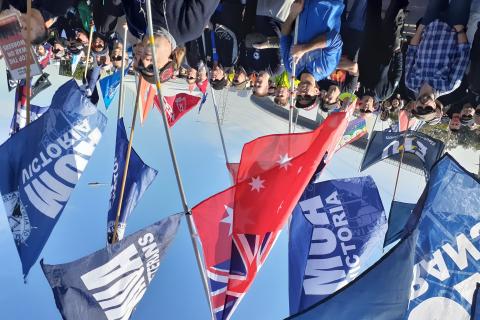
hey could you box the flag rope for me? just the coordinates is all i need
[144,0,214,318]
[84,20,95,80]
[110,79,142,244]
[25,0,32,125]
[288,18,299,134]
[210,88,230,165]
[117,23,128,119]
[391,112,411,202]
[358,111,380,171]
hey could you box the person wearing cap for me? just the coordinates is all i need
[459,103,476,126]
[123,0,219,75]
[110,41,127,70]
[272,69,299,107]
[280,0,344,82]
[405,0,472,123]
[210,64,228,91]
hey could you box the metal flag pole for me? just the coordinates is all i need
[117,23,129,119]
[25,0,32,125]
[391,115,411,202]
[84,20,95,80]
[144,0,214,319]
[210,88,230,164]
[111,79,142,244]
[288,19,299,133]
[358,111,380,172]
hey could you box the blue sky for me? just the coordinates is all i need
[0,61,477,320]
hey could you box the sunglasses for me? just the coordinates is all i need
[111,55,123,61]
[136,61,174,83]
[412,106,434,115]
[461,114,473,120]
[359,109,372,113]
[475,109,480,116]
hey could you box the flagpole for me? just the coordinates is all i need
[210,88,230,164]
[144,1,214,319]
[117,23,128,120]
[288,19,299,134]
[111,79,142,244]
[25,0,32,125]
[84,20,94,80]
[391,115,411,202]
[358,111,380,171]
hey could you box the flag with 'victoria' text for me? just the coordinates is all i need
[42,213,181,320]
[0,79,107,278]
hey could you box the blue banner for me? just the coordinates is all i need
[107,119,158,243]
[0,79,107,278]
[384,201,415,247]
[289,176,387,314]
[406,155,480,320]
[41,213,181,320]
[99,70,121,109]
[360,130,444,178]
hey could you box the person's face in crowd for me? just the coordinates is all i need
[140,45,153,71]
[475,105,480,125]
[274,87,290,107]
[196,68,207,83]
[449,113,461,131]
[391,98,401,109]
[111,43,125,69]
[76,31,89,46]
[36,44,46,56]
[324,85,340,104]
[93,36,105,53]
[133,43,144,69]
[233,68,248,86]
[96,54,110,66]
[210,65,225,81]
[357,96,375,117]
[141,36,173,71]
[53,43,65,58]
[268,81,276,96]
[382,100,392,110]
[252,72,270,97]
[186,68,197,85]
[414,93,436,116]
[460,103,475,123]
[296,73,320,107]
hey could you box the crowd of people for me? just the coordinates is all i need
[0,0,479,134]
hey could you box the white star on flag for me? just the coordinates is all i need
[221,205,234,236]
[277,153,292,170]
[249,176,265,192]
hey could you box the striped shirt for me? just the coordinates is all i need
[405,20,470,97]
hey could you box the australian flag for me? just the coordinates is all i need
[42,213,181,320]
[0,80,107,278]
[360,130,444,178]
[107,119,158,243]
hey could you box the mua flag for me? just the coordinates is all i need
[42,213,181,320]
[406,155,480,320]
[383,201,415,247]
[193,109,351,320]
[289,176,387,314]
[0,79,107,278]
[360,130,444,177]
[99,70,121,109]
[107,119,158,243]
[155,93,201,127]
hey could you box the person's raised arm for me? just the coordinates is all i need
[410,24,425,46]
[291,33,328,64]
[281,0,304,36]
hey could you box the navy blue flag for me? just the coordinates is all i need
[406,155,480,320]
[107,119,158,243]
[99,70,121,109]
[360,130,444,178]
[0,79,107,278]
[472,284,480,320]
[41,213,181,320]
[289,176,387,315]
[383,201,415,247]
[287,154,480,320]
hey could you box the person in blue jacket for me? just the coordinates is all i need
[280,0,344,108]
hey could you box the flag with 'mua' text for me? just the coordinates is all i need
[0,80,107,278]
[155,93,201,127]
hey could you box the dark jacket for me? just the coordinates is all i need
[1,0,77,19]
[122,0,219,44]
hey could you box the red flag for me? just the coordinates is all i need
[226,162,239,183]
[154,93,201,127]
[398,110,415,132]
[192,110,350,320]
[196,78,208,95]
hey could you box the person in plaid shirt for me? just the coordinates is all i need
[405,0,471,124]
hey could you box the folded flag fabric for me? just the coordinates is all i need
[383,201,415,247]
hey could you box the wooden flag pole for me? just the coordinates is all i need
[391,115,411,202]
[111,79,142,244]
[84,20,94,80]
[288,18,299,134]
[144,0,214,318]
[25,0,32,125]
[358,111,380,172]
[210,88,230,164]
[117,23,129,119]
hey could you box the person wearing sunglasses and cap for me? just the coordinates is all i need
[405,0,472,123]
[281,0,344,82]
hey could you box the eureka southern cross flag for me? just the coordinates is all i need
[193,109,351,320]
[107,119,158,243]
[42,213,181,320]
[289,176,387,314]
[0,79,107,278]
